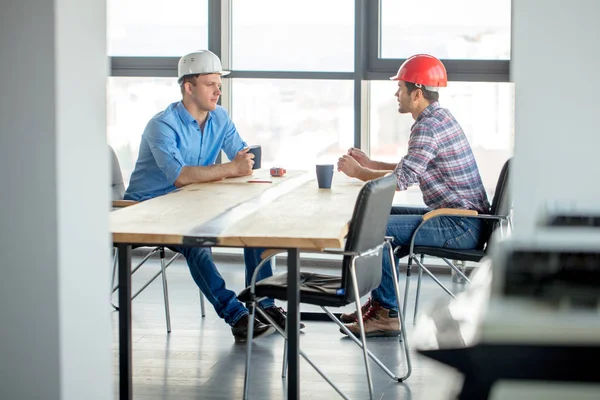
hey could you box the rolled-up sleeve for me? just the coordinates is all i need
[145,121,186,185]
[394,125,438,190]
[221,114,247,161]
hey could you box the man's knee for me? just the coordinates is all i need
[179,247,214,263]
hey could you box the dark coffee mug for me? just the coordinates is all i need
[316,164,334,189]
[247,145,261,170]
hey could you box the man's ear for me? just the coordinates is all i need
[410,88,423,101]
[183,81,194,95]
[413,88,422,101]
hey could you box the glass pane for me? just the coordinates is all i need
[380,0,511,60]
[369,80,514,201]
[107,0,208,56]
[232,0,354,71]
[231,79,354,169]
[107,77,181,185]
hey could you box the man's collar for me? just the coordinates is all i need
[176,101,213,125]
[415,101,440,122]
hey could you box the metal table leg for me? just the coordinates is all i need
[286,248,300,399]
[118,244,132,400]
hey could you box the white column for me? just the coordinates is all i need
[0,0,112,399]
[511,0,600,235]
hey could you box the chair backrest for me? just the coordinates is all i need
[110,146,126,201]
[489,158,511,216]
[339,174,397,304]
[480,158,511,249]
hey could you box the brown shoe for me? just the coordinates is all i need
[340,298,373,323]
[341,301,401,338]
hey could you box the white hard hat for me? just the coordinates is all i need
[177,50,230,84]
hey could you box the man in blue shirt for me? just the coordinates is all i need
[125,50,295,343]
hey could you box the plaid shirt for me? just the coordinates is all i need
[394,102,490,214]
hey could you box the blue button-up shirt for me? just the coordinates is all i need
[124,101,247,201]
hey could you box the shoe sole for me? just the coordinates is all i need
[343,329,402,338]
[234,326,276,344]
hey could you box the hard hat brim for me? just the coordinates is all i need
[178,70,231,84]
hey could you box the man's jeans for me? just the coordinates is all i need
[174,247,275,326]
[371,205,482,311]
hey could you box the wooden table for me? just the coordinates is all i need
[111,169,365,400]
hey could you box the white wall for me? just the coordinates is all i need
[511,0,600,235]
[0,1,112,399]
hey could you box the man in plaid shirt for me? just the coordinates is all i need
[337,54,490,337]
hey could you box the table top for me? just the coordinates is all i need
[110,169,365,250]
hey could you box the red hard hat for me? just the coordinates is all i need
[389,54,447,88]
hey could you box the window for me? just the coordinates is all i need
[107,1,514,197]
[380,0,511,60]
[107,77,181,184]
[231,0,354,71]
[107,0,208,56]
[230,79,354,169]
[369,80,514,195]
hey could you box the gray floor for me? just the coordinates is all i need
[111,253,467,400]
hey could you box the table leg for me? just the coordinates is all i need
[286,248,300,400]
[118,244,132,400]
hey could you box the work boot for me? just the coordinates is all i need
[341,300,401,338]
[231,315,275,344]
[339,298,373,323]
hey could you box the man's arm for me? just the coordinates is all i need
[370,160,398,171]
[394,126,438,190]
[337,154,393,181]
[168,107,254,187]
[174,164,235,187]
[346,147,397,171]
[174,148,253,187]
[341,125,438,187]
[355,168,392,181]
[146,120,254,188]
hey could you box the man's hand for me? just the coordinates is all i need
[347,147,372,168]
[230,148,254,177]
[337,154,364,179]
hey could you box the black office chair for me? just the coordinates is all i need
[237,175,411,400]
[400,158,512,323]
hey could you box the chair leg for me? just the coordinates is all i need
[159,248,172,333]
[257,306,350,399]
[413,254,424,325]
[111,248,118,309]
[281,328,288,378]
[413,257,456,298]
[402,256,413,320]
[442,258,470,284]
[350,259,375,400]
[199,290,206,317]
[243,299,257,400]
[387,243,412,381]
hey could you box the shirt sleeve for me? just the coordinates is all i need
[145,121,186,185]
[221,111,248,161]
[394,124,438,190]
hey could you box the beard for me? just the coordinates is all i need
[398,102,409,114]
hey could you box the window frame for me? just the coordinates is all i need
[108,0,511,151]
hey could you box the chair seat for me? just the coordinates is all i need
[238,272,349,308]
[412,246,485,262]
